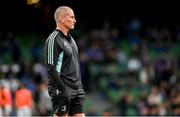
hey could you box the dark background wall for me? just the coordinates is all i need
[0,0,179,34]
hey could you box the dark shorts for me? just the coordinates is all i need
[48,85,85,116]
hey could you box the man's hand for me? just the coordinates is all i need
[54,88,70,114]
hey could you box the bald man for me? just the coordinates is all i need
[43,6,85,117]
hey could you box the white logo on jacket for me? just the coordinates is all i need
[64,41,69,49]
[61,106,67,112]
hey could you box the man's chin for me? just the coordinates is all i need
[68,26,75,30]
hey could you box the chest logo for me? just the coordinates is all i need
[64,41,69,49]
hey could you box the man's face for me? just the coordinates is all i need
[63,10,76,30]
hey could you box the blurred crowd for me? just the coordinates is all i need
[0,31,53,116]
[0,18,180,116]
[78,19,180,116]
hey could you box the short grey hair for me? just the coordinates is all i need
[54,6,73,23]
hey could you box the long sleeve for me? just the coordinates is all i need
[43,31,65,91]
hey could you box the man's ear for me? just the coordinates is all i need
[60,17,65,23]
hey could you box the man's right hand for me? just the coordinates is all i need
[56,86,69,100]
[54,88,70,114]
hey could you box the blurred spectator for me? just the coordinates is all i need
[80,51,91,92]
[37,82,52,116]
[158,102,167,116]
[127,55,142,72]
[32,62,48,83]
[15,83,33,116]
[171,92,180,115]
[0,86,2,116]
[137,91,148,115]
[148,86,163,106]
[0,85,12,116]
[85,39,104,62]
[139,67,149,85]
